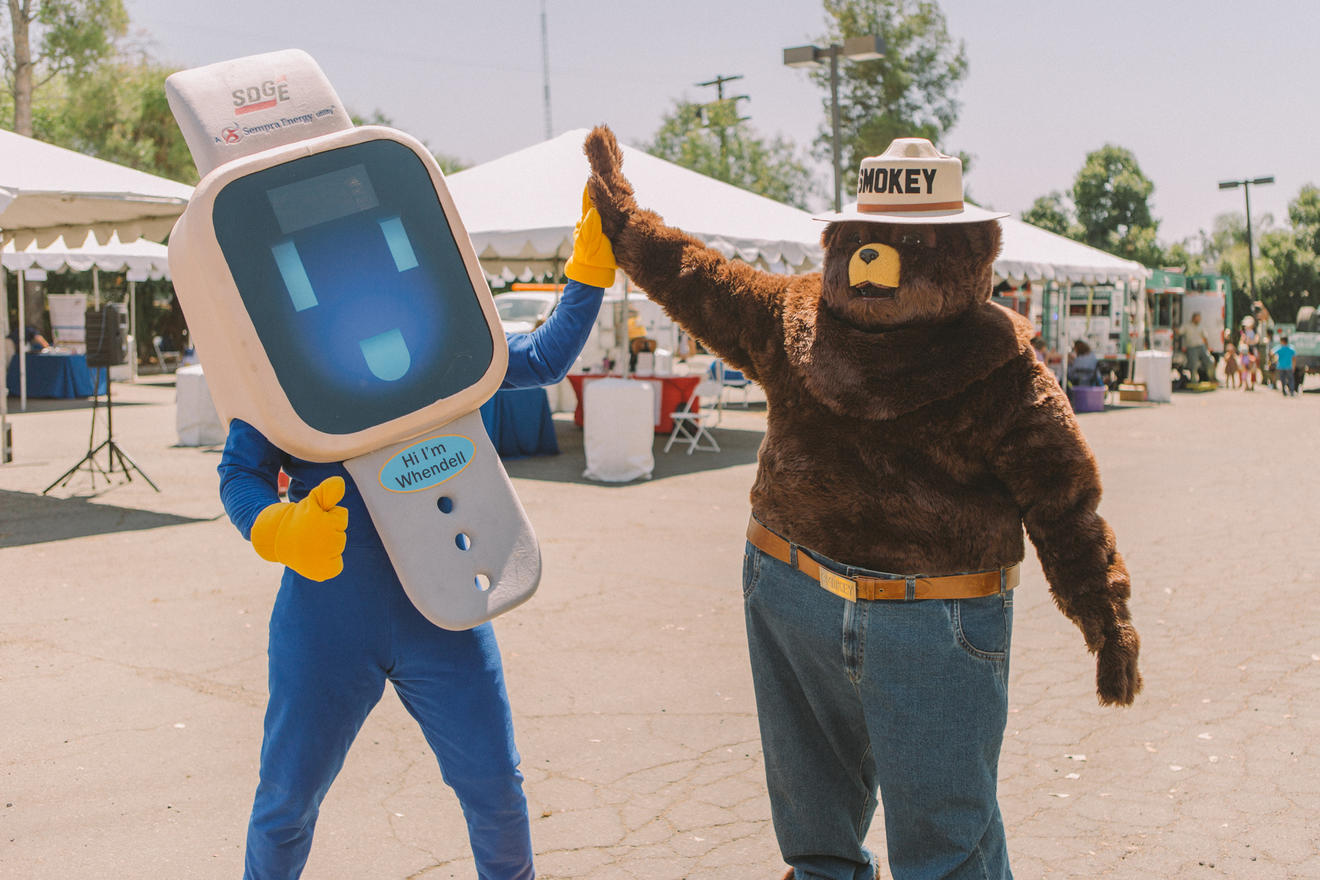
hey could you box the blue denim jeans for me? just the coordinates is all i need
[743,543,1014,880]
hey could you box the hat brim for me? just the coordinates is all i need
[813,202,1009,225]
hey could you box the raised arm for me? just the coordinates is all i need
[584,125,793,375]
[988,363,1142,706]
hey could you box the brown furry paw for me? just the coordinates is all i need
[583,125,637,239]
[1095,622,1142,705]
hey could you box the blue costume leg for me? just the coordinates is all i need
[244,561,390,880]
[390,597,533,880]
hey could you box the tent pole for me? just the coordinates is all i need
[17,269,26,411]
[93,267,100,309]
[128,279,137,382]
[1,264,9,463]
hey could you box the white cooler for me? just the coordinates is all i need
[1133,350,1173,402]
[582,377,654,482]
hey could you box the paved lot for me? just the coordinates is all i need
[2,372,1318,879]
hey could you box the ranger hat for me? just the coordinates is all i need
[814,137,1008,225]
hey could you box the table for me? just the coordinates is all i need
[479,386,559,458]
[6,353,106,399]
[567,373,701,433]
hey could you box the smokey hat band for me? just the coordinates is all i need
[815,137,1008,225]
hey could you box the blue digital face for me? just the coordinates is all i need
[212,140,494,435]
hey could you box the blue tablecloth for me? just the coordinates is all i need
[479,386,558,459]
[6,353,106,399]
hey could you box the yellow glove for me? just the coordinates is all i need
[250,475,349,582]
[564,185,617,288]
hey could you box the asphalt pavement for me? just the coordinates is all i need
[2,370,1317,879]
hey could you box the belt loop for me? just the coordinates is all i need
[789,544,798,567]
[905,575,916,601]
[999,568,1007,594]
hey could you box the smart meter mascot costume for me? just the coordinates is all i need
[582,126,1141,880]
[165,51,614,880]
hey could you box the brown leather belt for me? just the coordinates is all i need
[747,516,1019,602]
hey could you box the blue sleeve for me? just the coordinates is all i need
[216,418,287,541]
[501,279,604,389]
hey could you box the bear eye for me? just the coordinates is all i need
[900,231,924,247]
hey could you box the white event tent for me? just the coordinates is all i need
[1,128,192,463]
[447,128,825,280]
[995,216,1149,287]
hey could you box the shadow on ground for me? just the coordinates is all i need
[0,489,213,548]
[503,415,764,485]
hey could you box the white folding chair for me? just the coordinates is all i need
[663,377,722,454]
[153,335,182,373]
[709,359,751,407]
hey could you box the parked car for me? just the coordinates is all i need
[494,291,558,334]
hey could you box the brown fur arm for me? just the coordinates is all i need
[583,125,790,376]
[988,364,1142,706]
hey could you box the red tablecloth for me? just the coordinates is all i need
[567,374,701,433]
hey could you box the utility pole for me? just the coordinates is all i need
[540,0,553,140]
[694,74,749,179]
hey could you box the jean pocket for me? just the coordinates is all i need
[953,593,1010,661]
[742,543,763,600]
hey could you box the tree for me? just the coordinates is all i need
[646,98,816,209]
[810,0,968,174]
[35,55,196,182]
[1021,191,1075,237]
[1070,144,1163,266]
[1,0,126,135]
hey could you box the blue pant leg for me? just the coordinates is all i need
[244,563,390,880]
[862,593,1014,880]
[390,606,533,880]
[743,545,880,880]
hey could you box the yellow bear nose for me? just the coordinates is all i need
[848,242,900,288]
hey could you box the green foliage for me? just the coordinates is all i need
[32,56,196,183]
[1070,143,1162,265]
[32,0,126,79]
[646,98,816,209]
[2,0,127,132]
[1020,191,1076,238]
[812,0,968,172]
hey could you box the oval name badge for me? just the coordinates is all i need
[379,434,475,493]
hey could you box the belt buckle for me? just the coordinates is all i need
[819,567,858,602]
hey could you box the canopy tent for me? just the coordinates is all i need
[3,230,170,279]
[0,128,192,249]
[994,216,1150,286]
[1,130,191,462]
[446,129,825,280]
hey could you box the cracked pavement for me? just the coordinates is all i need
[2,374,1317,878]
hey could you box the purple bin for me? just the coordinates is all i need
[1068,385,1106,413]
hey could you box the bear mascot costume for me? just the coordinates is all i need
[582,126,1141,880]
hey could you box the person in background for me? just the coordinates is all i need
[1030,334,1048,363]
[1239,344,1256,391]
[6,324,52,353]
[1239,316,1259,387]
[1066,338,1102,387]
[1181,311,1213,383]
[1223,343,1240,389]
[1252,303,1275,388]
[1273,334,1298,397]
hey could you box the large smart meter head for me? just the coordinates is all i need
[167,50,506,462]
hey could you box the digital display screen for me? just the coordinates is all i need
[212,140,494,435]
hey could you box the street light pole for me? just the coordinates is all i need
[784,35,885,214]
[1218,175,1274,306]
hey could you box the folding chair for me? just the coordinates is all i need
[153,335,182,373]
[708,359,751,407]
[664,377,722,454]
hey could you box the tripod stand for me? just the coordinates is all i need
[43,366,159,494]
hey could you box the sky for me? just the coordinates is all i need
[123,0,1319,246]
